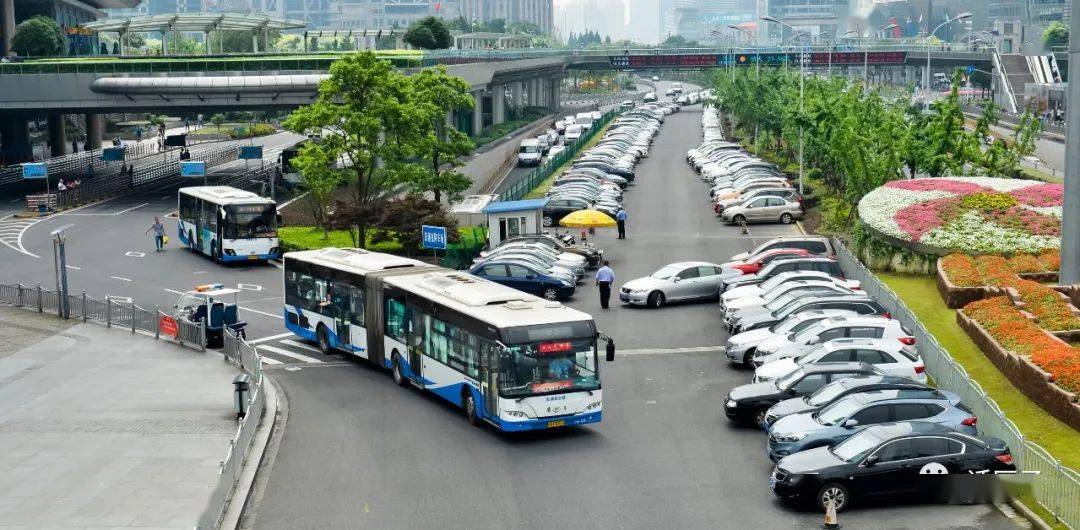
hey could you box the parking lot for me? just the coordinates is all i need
[248,102,1014,529]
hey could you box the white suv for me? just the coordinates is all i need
[752,316,913,365]
[753,337,926,384]
[724,309,856,367]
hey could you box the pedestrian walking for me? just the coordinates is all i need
[596,261,615,309]
[146,216,166,252]
[616,208,627,239]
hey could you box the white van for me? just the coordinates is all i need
[517,139,542,166]
[575,112,595,130]
[565,124,585,142]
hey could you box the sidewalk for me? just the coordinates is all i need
[0,306,240,528]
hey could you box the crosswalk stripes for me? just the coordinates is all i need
[0,216,42,257]
[250,334,340,366]
[258,345,324,364]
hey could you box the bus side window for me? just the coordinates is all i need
[349,286,364,327]
[385,298,406,341]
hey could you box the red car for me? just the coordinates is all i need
[721,248,814,275]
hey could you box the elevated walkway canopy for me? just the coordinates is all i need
[83,13,308,54]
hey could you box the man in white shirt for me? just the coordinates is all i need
[595,261,615,309]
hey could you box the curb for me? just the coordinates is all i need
[219,373,280,530]
[794,220,807,236]
[1008,497,1054,530]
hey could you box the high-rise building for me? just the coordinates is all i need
[758,0,848,43]
[459,0,554,34]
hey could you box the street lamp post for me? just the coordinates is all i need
[925,12,972,109]
[762,16,808,195]
[50,223,74,319]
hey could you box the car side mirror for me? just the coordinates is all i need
[863,454,879,467]
[672,277,681,283]
[843,419,859,429]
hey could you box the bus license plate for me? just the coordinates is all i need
[547,420,565,428]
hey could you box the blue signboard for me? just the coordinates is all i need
[22,163,47,180]
[101,147,125,162]
[421,225,448,250]
[180,161,206,177]
[239,145,263,160]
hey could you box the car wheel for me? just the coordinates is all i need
[542,287,559,301]
[780,213,794,224]
[732,214,746,225]
[648,291,665,308]
[542,216,553,227]
[816,483,850,513]
[316,324,331,354]
[392,354,407,387]
[742,349,756,368]
[753,407,769,426]
[463,389,479,426]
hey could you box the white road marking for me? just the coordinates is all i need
[261,357,283,365]
[8,199,19,203]
[258,345,323,364]
[164,288,184,295]
[618,345,725,355]
[65,265,80,270]
[237,283,263,291]
[280,339,322,354]
[110,276,133,282]
[267,259,284,270]
[124,251,146,258]
[248,332,294,345]
[106,296,133,303]
[192,270,207,275]
[114,202,151,215]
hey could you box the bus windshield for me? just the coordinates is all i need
[501,336,599,398]
[224,204,277,239]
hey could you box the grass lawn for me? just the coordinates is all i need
[878,273,1080,473]
[523,120,615,200]
[279,227,403,253]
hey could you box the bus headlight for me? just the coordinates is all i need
[504,410,529,419]
[224,249,236,256]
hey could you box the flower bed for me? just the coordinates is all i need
[858,177,1063,255]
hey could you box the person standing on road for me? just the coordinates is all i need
[596,261,615,309]
[146,217,166,252]
[616,208,627,239]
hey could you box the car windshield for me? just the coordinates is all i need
[808,381,855,406]
[796,345,829,365]
[758,274,790,291]
[792,321,828,342]
[520,144,539,154]
[765,293,804,312]
[651,265,682,280]
[763,284,804,302]
[224,203,276,239]
[775,369,806,390]
[830,429,885,462]
[814,396,863,426]
[501,328,599,398]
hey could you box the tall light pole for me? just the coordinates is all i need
[762,15,807,194]
[1061,0,1080,284]
[865,23,899,93]
[925,12,972,109]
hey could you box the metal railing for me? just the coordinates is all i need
[833,238,1079,529]
[199,328,264,530]
[0,283,205,351]
[0,141,159,186]
[498,108,620,202]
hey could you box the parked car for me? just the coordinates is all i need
[643,92,658,102]
[499,234,603,268]
[721,271,859,307]
[730,237,836,262]
[721,196,803,225]
[762,375,932,429]
[753,338,926,384]
[720,248,814,278]
[517,139,542,166]
[721,258,846,293]
[721,281,860,322]
[751,317,915,365]
[770,422,1014,512]
[468,261,575,301]
[766,389,976,461]
[730,295,888,334]
[724,309,857,367]
[724,362,883,425]
[619,262,726,308]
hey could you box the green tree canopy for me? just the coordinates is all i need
[404,66,476,202]
[12,15,64,57]
[1043,21,1069,50]
[404,16,453,50]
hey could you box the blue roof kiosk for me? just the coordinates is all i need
[481,198,549,248]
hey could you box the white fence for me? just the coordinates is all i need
[833,238,1079,529]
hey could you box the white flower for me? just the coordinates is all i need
[920,211,1060,254]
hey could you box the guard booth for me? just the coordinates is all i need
[481,198,548,248]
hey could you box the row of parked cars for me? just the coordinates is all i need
[715,237,1017,513]
[542,101,680,228]
[687,108,804,225]
[467,233,603,301]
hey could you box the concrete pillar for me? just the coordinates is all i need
[0,116,32,164]
[512,82,523,116]
[252,34,259,53]
[472,91,483,135]
[394,35,404,50]
[47,115,67,157]
[492,84,506,124]
[85,114,102,150]
[530,79,539,106]
[1,0,13,57]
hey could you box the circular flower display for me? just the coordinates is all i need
[858,177,1063,254]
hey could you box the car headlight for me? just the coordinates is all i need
[504,410,529,419]
[560,279,574,287]
[775,432,807,442]
[631,288,649,294]
[725,398,737,408]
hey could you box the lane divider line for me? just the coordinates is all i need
[247,332,294,345]
[258,345,324,364]
[260,357,284,365]
[110,276,133,282]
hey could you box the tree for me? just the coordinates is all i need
[210,113,226,130]
[404,16,453,50]
[661,34,698,48]
[450,16,474,33]
[208,29,280,53]
[1043,21,1069,50]
[405,66,475,202]
[124,32,146,50]
[479,18,506,34]
[507,21,541,35]
[12,15,64,57]
[370,195,459,255]
[283,52,423,248]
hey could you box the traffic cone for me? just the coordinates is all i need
[822,499,840,529]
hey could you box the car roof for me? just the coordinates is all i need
[818,315,892,328]
[800,362,878,375]
[858,421,960,441]
[752,248,811,259]
[816,338,907,352]
[844,389,949,405]
[830,375,925,389]
[664,261,721,268]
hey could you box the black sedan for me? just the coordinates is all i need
[724,363,882,425]
[770,421,1016,512]
[762,375,931,429]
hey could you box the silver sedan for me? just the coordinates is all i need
[619,261,726,308]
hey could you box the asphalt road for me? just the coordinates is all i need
[245,102,1014,529]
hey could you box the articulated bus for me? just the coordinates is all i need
[282,248,614,431]
[177,186,280,263]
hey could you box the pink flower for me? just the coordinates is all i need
[894,197,958,241]
[885,179,990,194]
[1010,183,1063,207]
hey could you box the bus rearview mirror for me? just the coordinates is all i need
[605,339,615,362]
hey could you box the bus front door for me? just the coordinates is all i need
[482,346,499,419]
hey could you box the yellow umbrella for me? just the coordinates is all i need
[559,209,617,228]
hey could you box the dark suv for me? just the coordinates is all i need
[724,362,882,425]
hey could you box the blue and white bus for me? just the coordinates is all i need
[282,248,614,431]
[177,186,280,263]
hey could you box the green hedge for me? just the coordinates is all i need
[278,227,403,253]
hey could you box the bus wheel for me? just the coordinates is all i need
[211,242,220,262]
[392,354,407,387]
[316,325,331,354]
[187,231,195,251]
[463,389,479,426]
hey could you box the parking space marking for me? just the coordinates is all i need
[237,283,263,291]
[124,251,146,258]
[280,339,322,354]
[110,276,133,282]
[261,357,284,365]
[258,345,324,364]
[66,265,80,270]
[248,332,294,345]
